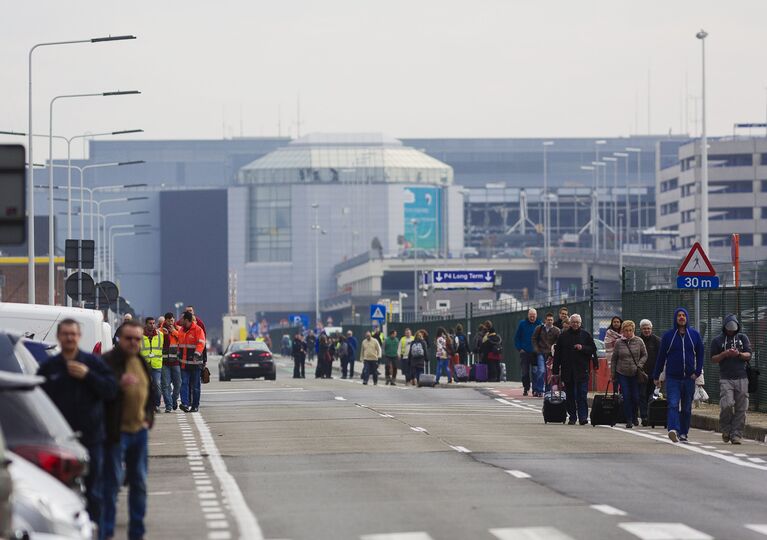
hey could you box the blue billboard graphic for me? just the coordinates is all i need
[403,186,441,251]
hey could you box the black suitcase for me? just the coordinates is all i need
[543,391,568,424]
[648,398,668,428]
[590,382,623,427]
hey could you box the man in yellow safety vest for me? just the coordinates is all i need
[141,316,164,413]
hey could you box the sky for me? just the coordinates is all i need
[1,0,766,158]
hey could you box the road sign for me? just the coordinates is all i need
[65,272,95,302]
[0,144,26,245]
[432,270,495,289]
[678,242,716,276]
[65,239,95,269]
[676,275,720,289]
[289,314,309,329]
[370,304,386,321]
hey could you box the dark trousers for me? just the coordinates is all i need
[487,359,501,382]
[340,357,350,378]
[85,443,104,537]
[385,356,398,381]
[402,358,411,382]
[519,352,536,391]
[363,360,379,384]
[180,365,201,409]
[322,359,333,378]
[564,375,589,422]
[638,381,654,419]
[348,358,356,378]
[103,429,148,540]
[293,356,305,378]
[618,373,640,424]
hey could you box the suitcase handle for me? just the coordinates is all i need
[603,379,619,396]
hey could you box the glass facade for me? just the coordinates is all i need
[248,185,291,262]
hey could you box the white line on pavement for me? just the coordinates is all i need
[494,397,541,413]
[590,504,628,516]
[410,427,428,433]
[335,396,347,401]
[148,491,172,496]
[505,470,531,479]
[361,533,435,540]
[449,445,471,453]
[618,522,712,540]
[745,524,767,536]
[748,457,766,463]
[490,526,574,539]
[701,445,716,449]
[208,532,232,540]
[192,413,264,540]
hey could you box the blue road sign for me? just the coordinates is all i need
[370,304,387,321]
[676,275,720,289]
[289,314,310,329]
[433,270,495,284]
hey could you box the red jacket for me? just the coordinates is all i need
[177,321,206,368]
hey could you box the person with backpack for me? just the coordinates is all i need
[408,330,429,386]
[480,324,503,382]
[434,327,452,384]
[711,314,752,445]
[383,330,399,385]
[454,324,469,365]
[337,335,352,379]
[399,328,415,385]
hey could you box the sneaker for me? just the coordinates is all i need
[633,420,639,427]
[579,420,588,425]
[523,390,529,396]
[679,434,688,443]
[179,405,190,413]
[568,418,577,425]
[668,430,679,443]
[363,382,368,385]
[391,381,396,386]
[731,437,742,445]
[641,418,648,427]
[173,403,178,411]
[190,407,199,413]
[625,423,633,429]
[722,433,731,443]
[164,408,172,413]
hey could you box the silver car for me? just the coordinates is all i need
[0,428,10,539]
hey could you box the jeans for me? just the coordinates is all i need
[666,376,695,436]
[564,375,589,422]
[161,364,181,410]
[103,429,148,540]
[340,357,350,378]
[411,364,424,383]
[385,356,398,382]
[435,358,451,383]
[84,443,104,538]
[720,378,749,439]
[487,360,500,382]
[293,356,305,378]
[617,373,640,425]
[532,354,546,394]
[363,360,379,384]
[151,367,162,408]
[181,365,201,409]
[638,381,654,420]
[519,352,536,391]
[401,358,411,382]
[348,358,355,378]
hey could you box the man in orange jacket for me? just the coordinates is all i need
[178,312,206,412]
[159,312,181,412]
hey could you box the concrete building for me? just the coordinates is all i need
[656,137,767,260]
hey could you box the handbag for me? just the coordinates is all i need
[201,366,211,384]
[626,340,648,384]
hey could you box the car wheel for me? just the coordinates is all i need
[219,366,229,382]
[266,372,276,381]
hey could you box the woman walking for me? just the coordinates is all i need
[604,316,623,357]
[408,330,429,385]
[611,320,648,429]
[434,327,452,384]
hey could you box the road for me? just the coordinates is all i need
[114,356,767,540]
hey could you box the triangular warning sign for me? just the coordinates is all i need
[678,242,716,276]
[372,307,384,319]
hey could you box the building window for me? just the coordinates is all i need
[711,234,753,247]
[761,154,767,166]
[709,207,753,221]
[248,185,291,262]
[681,157,696,171]
[709,154,753,167]
[660,178,678,192]
[681,209,695,223]
[762,207,767,219]
[762,180,767,192]
[660,202,679,216]
[681,184,695,197]
[709,180,752,194]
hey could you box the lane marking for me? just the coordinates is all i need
[590,504,628,516]
[410,427,428,433]
[715,450,732,454]
[733,453,748,457]
[748,457,766,463]
[505,470,531,479]
[618,522,712,540]
[701,445,716,449]
[361,533,435,540]
[745,525,767,536]
[192,413,264,540]
[688,441,702,445]
[208,532,232,540]
[335,396,347,401]
[148,491,172,496]
[494,397,541,413]
[490,526,574,539]
[449,445,471,453]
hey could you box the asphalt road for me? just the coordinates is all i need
[115,356,767,540]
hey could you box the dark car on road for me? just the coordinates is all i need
[219,340,276,381]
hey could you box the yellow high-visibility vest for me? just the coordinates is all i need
[141,333,164,370]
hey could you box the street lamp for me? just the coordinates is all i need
[311,203,320,328]
[697,29,709,253]
[398,292,408,322]
[411,218,419,319]
[626,147,643,247]
[105,223,150,281]
[542,141,554,300]
[27,33,136,303]
[93,199,148,279]
[46,90,140,304]
[613,152,631,245]
[602,156,618,248]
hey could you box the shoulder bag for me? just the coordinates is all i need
[627,340,648,384]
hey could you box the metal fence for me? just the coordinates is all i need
[624,260,767,292]
[622,284,767,412]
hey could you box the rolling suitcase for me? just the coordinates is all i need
[453,364,469,383]
[648,396,668,428]
[418,359,436,388]
[500,362,507,382]
[474,363,488,383]
[543,389,568,424]
[590,381,622,426]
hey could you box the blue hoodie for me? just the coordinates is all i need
[514,318,542,352]
[652,307,704,380]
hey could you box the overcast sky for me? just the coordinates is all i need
[2,0,766,157]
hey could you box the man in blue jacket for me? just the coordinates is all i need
[38,318,118,535]
[652,307,704,443]
[514,309,542,396]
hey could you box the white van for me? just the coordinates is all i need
[0,303,114,355]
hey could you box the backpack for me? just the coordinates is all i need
[410,341,425,359]
[338,342,349,359]
[486,336,503,362]
[445,335,456,356]
[456,334,467,354]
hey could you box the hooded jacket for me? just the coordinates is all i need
[710,314,751,380]
[652,307,704,381]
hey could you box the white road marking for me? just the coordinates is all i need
[361,533,434,540]
[590,504,628,516]
[733,453,748,457]
[748,457,766,463]
[618,522,712,539]
[687,441,702,445]
[449,445,471,453]
[410,427,428,432]
[208,532,232,540]
[490,526,574,539]
[715,449,732,454]
[204,388,304,394]
[198,492,218,499]
[505,470,531,479]
[205,513,227,520]
[207,520,229,529]
[148,491,172,496]
[200,500,220,507]
[335,396,347,401]
[379,413,394,418]
[701,445,716,449]
[494,398,541,413]
[745,524,767,536]
[192,411,264,540]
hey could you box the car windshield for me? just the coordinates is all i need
[0,387,76,447]
[229,341,270,353]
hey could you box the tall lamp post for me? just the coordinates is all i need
[602,156,618,248]
[411,218,419,319]
[311,203,320,328]
[626,147,643,247]
[697,29,709,253]
[613,152,631,245]
[27,34,136,303]
[542,141,554,300]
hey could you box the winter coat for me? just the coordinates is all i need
[604,328,622,356]
[102,347,156,444]
[360,337,382,361]
[291,340,306,360]
[639,333,661,380]
[37,351,118,445]
[480,332,503,362]
[383,337,399,358]
[346,336,358,360]
[533,325,560,355]
[652,307,704,381]
[514,318,542,352]
[711,314,752,380]
[553,327,598,383]
[611,336,648,378]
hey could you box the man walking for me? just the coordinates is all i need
[711,315,752,444]
[159,312,180,412]
[514,309,542,396]
[346,330,358,378]
[38,319,118,536]
[554,306,569,330]
[292,333,307,379]
[141,317,164,414]
[361,331,382,386]
[638,319,661,425]
[533,312,560,393]
[384,329,399,385]
[102,320,156,540]
[178,312,206,413]
[399,328,415,385]
[652,308,704,443]
[553,314,598,425]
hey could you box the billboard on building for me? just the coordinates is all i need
[403,186,441,251]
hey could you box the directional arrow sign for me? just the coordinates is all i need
[429,270,495,289]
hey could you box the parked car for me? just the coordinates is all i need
[0,370,89,490]
[0,332,40,375]
[218,340,276,381]
[7,450,92,540]
[0,428,11,539]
